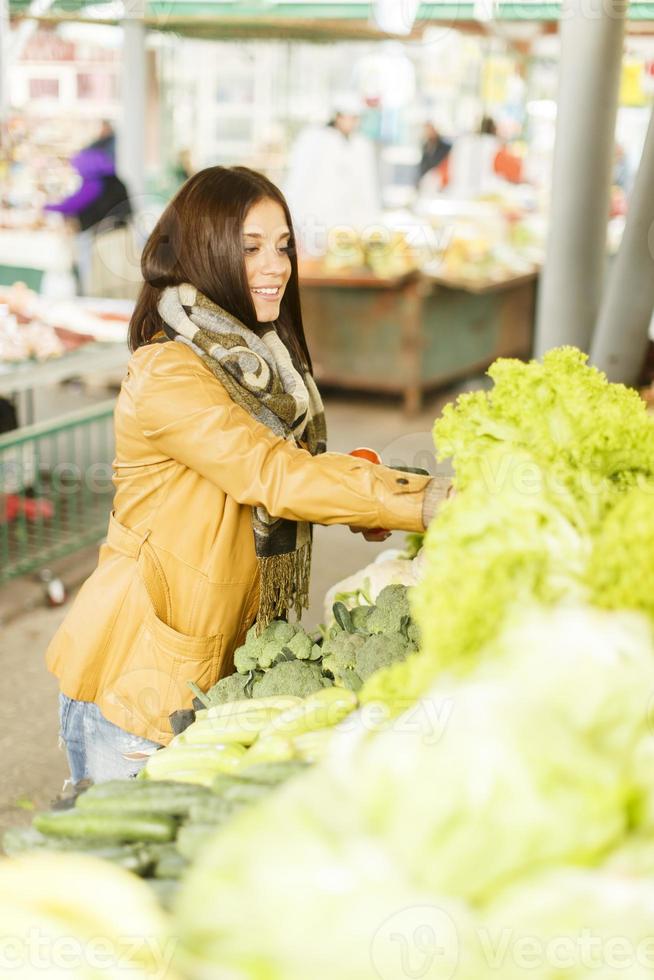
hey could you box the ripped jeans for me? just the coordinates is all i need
[58,693,161,786]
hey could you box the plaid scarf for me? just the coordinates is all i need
[157,283,327,629]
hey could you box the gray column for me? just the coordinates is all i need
[590,109,654,383]
[0,0,9,125]
[117,17,147,204]
[534,0,626,356]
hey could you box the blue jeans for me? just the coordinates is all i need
[58,693,161,786]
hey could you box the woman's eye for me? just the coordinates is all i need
[280,245,294,255]
[243,246,259,254]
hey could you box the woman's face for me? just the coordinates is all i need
[243,198,292,323]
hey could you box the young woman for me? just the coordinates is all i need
[47,166,447,785]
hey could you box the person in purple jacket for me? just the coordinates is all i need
[45,143,132,294]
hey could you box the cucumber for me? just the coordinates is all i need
[219,782,271,806]
[188,798,239,825]
[33,809,177,844]
[235,760,309,786]
[77,781,210,817]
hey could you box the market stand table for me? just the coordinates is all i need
[0,300,131,584]
[298,262,538,415]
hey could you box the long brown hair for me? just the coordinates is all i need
[128,166,312,373]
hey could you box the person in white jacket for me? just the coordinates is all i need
[285,94,381,256]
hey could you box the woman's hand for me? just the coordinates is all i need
[349,525,392,543]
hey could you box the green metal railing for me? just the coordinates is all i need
[0,401,116,584]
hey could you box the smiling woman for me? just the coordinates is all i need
[243,199,292,323]
[45,165,449,786]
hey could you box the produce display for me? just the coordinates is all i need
[4,345,654,979]
[0,851,180,978]
[0,283,65,362]
[203,582,421,705]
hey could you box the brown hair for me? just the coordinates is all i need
[128,166,312,373]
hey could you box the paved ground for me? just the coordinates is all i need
[0,385,457,839]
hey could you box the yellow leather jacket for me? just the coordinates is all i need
[46,340,431,744]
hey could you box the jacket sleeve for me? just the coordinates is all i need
[133,343,432,533]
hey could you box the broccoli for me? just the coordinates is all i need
[354,632,414,683]
[258,640,286,670]
[264,621,298,646]
[234,620,299,673]
[252,659,332,699]
[366,585,411,636]
[285,631,313,661]
[205,672,252,706]
[350,604,374,632]
[320,631,367,690]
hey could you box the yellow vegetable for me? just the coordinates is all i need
[239,734,296,767]
[260,687,358,740]
[206,695,301,719]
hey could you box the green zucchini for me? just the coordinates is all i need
[235,760,309,786]
[76,781,210,817]
[188,797,239,825]
[33,809,177,843]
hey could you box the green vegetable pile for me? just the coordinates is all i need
[9,347,654,979]
[3,758,310,901]
[204,584,420,704]
[363,347,654,710]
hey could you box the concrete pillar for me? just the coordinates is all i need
[0,0,9,126]
[534,0,626,356]
[590,108,654,383]
[117,17,147,204]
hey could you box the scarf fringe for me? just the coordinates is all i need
[256,542,312,633]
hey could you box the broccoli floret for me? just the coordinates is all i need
[354,632,413,682]
[321,631,367,688]
[285,631,313,661]
[366,585,411,636]
[252,660,332,699]
[205,672,252,705]
[258,640,285,670]
[233,626,264,674]
[350,605,374,632]
[263,621,298,645]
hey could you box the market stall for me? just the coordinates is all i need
[299,262,537,414]
[0,287,131,583]
[0,225,74,292]
[4,347,654,980]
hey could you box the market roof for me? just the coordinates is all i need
[8,0,654,36]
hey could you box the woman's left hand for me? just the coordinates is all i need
[349,525,392,543]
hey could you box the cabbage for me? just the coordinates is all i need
[174,604,654,978]
[331,606,654,903]
[323,555,420,625]
[485,868,654,979]
[174,774,486,980]
[0,852,177,979]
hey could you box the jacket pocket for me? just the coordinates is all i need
[112,603,223,740]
